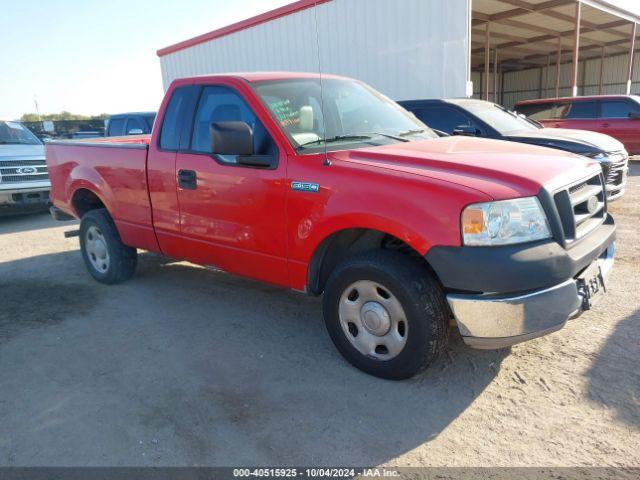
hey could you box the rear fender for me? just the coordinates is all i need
[66,165,114,217]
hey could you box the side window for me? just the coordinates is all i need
[561,101,597,119]
[600,100,637,118]
[126,117,145,134]
[516,103,556,121]
[412,106,473,134]
[159,85,199,151]
[191,86,276,156]
[107,118,125,136]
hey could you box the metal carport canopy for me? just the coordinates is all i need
[470,0,640,99]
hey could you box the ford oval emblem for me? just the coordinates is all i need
[587,195,599,214]
[16,166,38,175]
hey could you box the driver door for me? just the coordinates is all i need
[175,83,288,287]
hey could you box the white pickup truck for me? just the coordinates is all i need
[0,120,50,215]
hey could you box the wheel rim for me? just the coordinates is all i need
[338,280,408,360]
[85,225,110,273]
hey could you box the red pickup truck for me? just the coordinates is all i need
[47,73,615,379]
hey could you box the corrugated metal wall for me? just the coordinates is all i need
[159,6,320,88]
[315,0,470,100]
[159,0,471,101]
[474,51,640,108]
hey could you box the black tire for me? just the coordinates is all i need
[79,208,137,284]
[323,250,449,380]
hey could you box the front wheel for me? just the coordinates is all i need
[80,209,137,284]
[323,250,449,380]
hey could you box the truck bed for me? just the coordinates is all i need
[45,135,159,252]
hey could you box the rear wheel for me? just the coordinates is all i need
[323,250,449,380]
[79,209,137,284]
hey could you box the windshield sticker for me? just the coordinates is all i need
[269,99,300,127]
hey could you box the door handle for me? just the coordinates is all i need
[178,169,197,190]
[601,123,610,128]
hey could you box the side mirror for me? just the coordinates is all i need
[452,125,479,136]
[628,112,640,120]
[210,121,254,155]
[128,128,144,135]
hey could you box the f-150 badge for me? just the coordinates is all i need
[291,181,319,193]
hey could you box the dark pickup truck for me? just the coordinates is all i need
[400,98,629,201]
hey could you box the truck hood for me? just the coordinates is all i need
[329,136,601,200]
[505,127,624,154]
[0,144,45,158]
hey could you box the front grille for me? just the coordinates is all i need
[603,151,628,200]
[0,159,43,167]
[0,157,48,183]
[0,174,48,183]
[554,172,606,242]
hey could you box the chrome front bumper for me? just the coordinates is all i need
[447,242,615,349]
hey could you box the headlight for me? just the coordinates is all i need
[461,197,551,246]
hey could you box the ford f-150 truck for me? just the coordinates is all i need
[1,120,50,214]
[47,73,615,379]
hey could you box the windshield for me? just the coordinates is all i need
[0,121,42,145]
[463,102,538,135]
[253,78,437,151]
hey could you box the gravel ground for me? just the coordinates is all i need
[0,164,638,467]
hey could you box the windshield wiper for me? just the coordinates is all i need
[398,128,426,137]
[298,134,375,148]
[371,132,410,142]
[297,132,409,149]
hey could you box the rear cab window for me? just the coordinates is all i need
[107,118,126,136]
[125,117,145,134]
[159,85,200,151]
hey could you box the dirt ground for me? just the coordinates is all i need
[0,164,638,467]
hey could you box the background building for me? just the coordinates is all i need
[158,0,640,108]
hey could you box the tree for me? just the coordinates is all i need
[20,112,111,122]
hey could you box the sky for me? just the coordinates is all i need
[0,0,290,119]
[1,0,639,120]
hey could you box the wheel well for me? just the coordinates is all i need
[71,189,106,218]
[307,228,435,295]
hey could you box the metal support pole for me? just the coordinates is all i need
[467,0,473,97]
[544,54,550,98]
[570,2,581,97]
[625,23,637,95]
[555,36,562,97]
[494,48,498,103]
[485,22,491,101]
[599,46,605,95]
[501,68,505,106]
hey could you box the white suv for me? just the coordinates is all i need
[0,120,50,215]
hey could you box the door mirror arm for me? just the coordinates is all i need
[237,155,276,168]
[452,125,480,136]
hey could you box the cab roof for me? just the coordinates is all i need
[173,71,350,84]
[515,95,640,106]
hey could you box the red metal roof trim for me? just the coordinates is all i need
[157,0,331,57]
